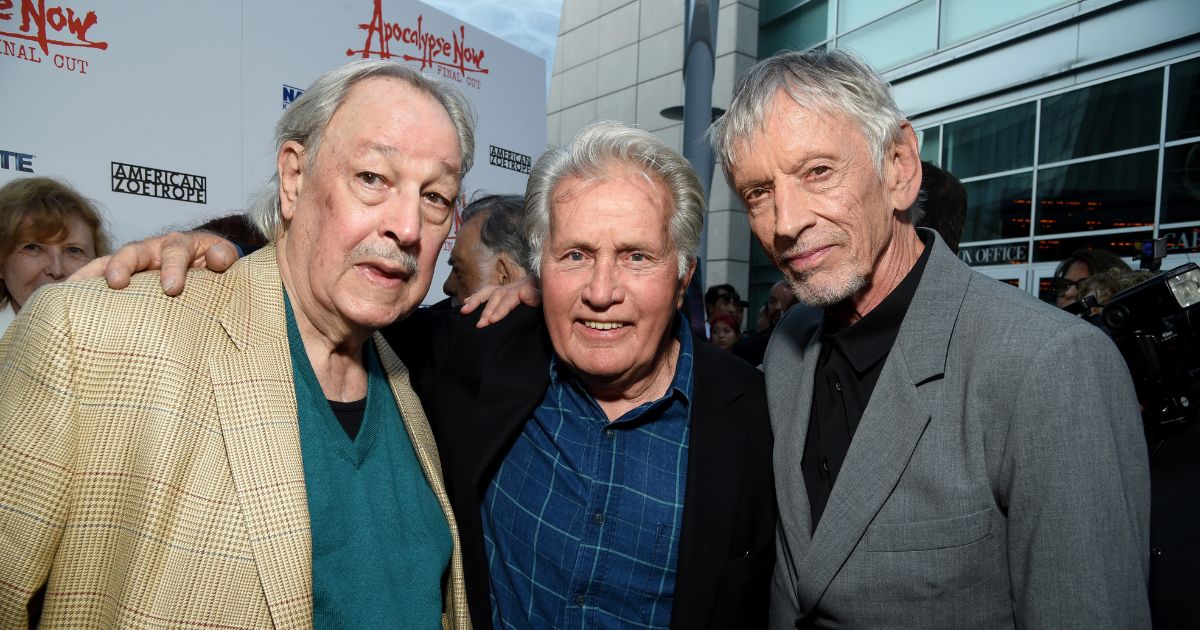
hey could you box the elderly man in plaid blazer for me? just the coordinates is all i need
[0,60,473,629]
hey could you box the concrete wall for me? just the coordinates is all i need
[548,0,761,298]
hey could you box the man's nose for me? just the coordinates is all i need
[773,182,818,242]
[581,258,625,309]
[383,190,423,247]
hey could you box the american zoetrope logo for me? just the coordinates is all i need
[111,162,207,205]
[489,145,530,175]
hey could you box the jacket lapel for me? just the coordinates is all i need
[766,305,824,569]
[791,233,971,611]
[792,358,930,611]
[672,343,748,624]
[208,246,314,628]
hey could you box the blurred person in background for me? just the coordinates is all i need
[0,176,111,334]
[1075,268,1154,316]
[708,312,741,351]
[1052,247,1131,308]
[442,193,529,308]
[915,161,966,254]
[734,279,801,366]
[704,283,745,336]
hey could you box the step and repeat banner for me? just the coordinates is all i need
[0,0,546,304]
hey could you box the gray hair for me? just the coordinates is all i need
[250,59,476,240]
[462,193,530,272]
[524,121,704,278]
[710,49,907,182]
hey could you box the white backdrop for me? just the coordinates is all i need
[0,0,546,305]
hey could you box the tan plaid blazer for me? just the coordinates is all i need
[0,246,470,629]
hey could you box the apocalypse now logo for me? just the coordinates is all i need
[0,0,107,75]
[347,0,489,89]
[112,162,207,205]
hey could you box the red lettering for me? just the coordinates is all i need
[4,0,107,55]
[347,1,488,79]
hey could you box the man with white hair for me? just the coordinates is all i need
[712,49,1150,628]
[0,60,472,628]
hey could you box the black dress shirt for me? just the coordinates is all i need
[802,233,933,529]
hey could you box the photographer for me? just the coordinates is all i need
[1075,261,1200,629]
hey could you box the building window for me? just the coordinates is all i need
[962,173,1033,242]
[1032,231,1154,263]
[1038,70,1163,164]
[1162,141,1200,225]
[759,0,829,58]
[1035,151,1158,235]
[1166,57,1200,142]
[944,102,1035,179]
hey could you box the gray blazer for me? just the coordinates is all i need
[766,232,1151,629]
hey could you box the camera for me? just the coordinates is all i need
[1098,262,1200,436]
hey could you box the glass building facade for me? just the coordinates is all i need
[746,0,1200,311]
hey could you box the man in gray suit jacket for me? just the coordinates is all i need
[711,49,1151,628]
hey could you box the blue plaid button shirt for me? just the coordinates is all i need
[482,316,694,629]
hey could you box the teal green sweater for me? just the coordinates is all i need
[286,299,450,628]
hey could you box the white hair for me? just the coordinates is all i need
[524,122,704,278]
[249,60,475,241]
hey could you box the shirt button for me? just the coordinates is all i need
[821,460,829,472]
[1151,547,1163,557]
[605,429,616,439]
[593,512,605,524]
[833,381,842,392]
[576,595,586,606]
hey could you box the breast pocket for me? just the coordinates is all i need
[865,507,993,552]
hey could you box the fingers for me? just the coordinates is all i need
[458,285,497,315]
[68,255,112,283]
[203,241,238,272]
[516,285,542,308]
[158,232,198,296]
[476,286,537,328]
[103,240,162,289]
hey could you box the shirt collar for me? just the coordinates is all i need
[823,230,934,373]
[549,312,694,410]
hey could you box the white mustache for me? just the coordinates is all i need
[350,242,419,275]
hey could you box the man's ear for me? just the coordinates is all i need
[277,140,305,221]
[676,258,697,310]
[887,122,922,213]
[494,254,524,286]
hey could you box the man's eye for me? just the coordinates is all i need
[567,251,585,262]
[630,252,647,262]
[358,172,384,186]
[810,165,832,177]
[424,192,451,206]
